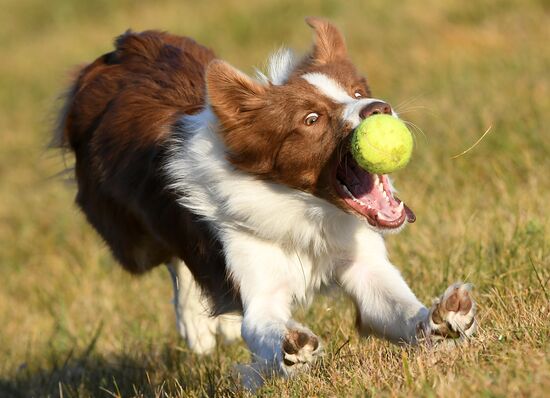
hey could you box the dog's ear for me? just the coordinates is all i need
[206,60,266,127]
[206,60,274,173]
[306,17,347,64]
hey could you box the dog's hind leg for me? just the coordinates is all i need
[217,312,242,344]
[167,259,219,354]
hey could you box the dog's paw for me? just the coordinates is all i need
[429,282,477,340]
[281,324,322,375]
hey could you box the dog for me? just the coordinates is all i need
[55,17,476,387]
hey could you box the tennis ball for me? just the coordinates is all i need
[351,115,413,174]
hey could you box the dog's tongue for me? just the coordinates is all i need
[341,159,403,221]
[336,154,415,227]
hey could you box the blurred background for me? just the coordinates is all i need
[1,0,548,396]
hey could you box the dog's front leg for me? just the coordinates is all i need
[337,234,476,344]
[223,231,321,388]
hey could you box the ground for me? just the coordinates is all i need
[0,0,549,396]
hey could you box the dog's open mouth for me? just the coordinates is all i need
[334,153,415,229]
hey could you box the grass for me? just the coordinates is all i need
[0,0,549,396]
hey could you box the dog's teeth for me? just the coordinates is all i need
[342,181,385,211]
[374,175,379,186]
[397,202,404,211]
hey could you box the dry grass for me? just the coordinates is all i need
[1,0,549,396]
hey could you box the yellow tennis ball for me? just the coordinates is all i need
[351,115,413,174]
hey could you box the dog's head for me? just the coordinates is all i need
[206,17,415,232]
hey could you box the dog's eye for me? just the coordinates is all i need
[304,112,319,126]
[354,91,362,98]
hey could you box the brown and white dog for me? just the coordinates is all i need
[56,18,476,387]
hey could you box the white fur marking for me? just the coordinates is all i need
[165,108,362,255]
[268,48,297,85]
[167,259,219,354]
[256,48,297,85]
[163,104,474,387]
[301,72,353,103]
[300,72,395,128]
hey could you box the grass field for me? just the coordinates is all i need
[1,0,549,396]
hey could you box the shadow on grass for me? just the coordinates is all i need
[0,325,241,397]
[1,354,156,397]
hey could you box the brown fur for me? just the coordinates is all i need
[58,30,239,314]
[206,18,371,207]
[57,19,372,313]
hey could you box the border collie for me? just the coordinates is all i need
[55,17,476,387]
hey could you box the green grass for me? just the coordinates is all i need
[1,0,549,396]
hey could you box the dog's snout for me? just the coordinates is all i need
[359,101,392,120]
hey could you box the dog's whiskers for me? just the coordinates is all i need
[402,119,428,143]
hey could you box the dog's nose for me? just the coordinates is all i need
[359,101,392,119]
